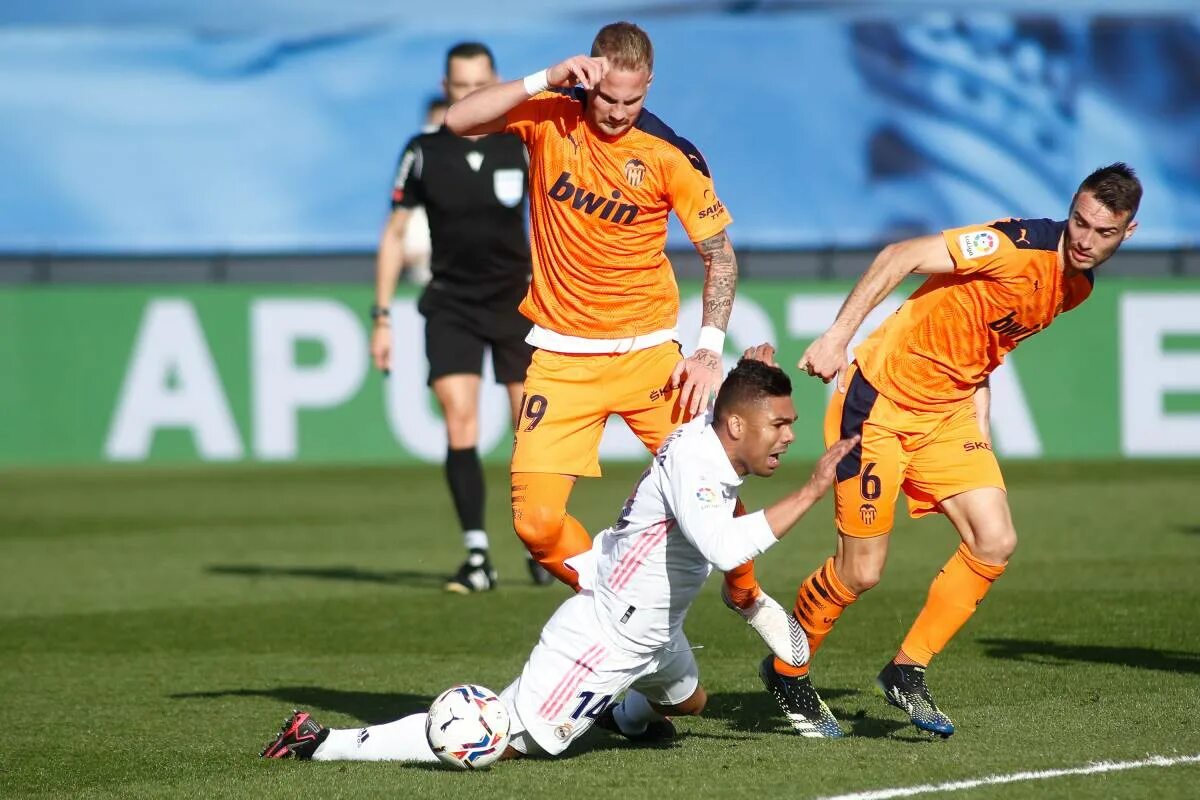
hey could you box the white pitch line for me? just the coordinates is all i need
[814,753,1200,800]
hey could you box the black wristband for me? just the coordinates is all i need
[370,304,391,321]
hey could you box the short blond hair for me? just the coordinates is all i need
[590,21,653,73]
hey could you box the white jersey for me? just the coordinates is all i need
[581,415,779,652]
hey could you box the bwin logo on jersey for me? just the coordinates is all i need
[548,172,638,225]
[988,310,1042,342]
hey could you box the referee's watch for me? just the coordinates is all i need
[370,304,391,322]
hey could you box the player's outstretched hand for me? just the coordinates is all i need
[370,325,391,375]
[741,343,777,367]
[805,435,860,495]
[670,349,722,418]
[547,55,608,90]
[798,332,848,387]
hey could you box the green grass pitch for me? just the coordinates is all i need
[2,459,1199,799]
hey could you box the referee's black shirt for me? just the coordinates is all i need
[391,127,532,302]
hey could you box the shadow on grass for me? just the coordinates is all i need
[171,685,434,724]
[1176,525,1200,535]
[704,687,858,732]
[176,685,694,760]
[844,713,918,740]
[391,733,675,771]
[394,728,748,769]
[979,638,1200,675]
[206,564,445,588]
[703,688,915,741]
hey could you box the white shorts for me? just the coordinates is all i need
[500,592,699,756]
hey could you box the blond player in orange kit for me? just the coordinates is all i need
[757,164,1142,738]
[444,22,785,643]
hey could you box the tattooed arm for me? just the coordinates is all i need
[669,230,739,416]
[698,230,738,334]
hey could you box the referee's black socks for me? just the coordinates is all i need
[445,446,486,544]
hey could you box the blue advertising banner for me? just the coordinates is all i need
[1,8,1197,252]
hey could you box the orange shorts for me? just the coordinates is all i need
[825,363,1005,537]
[511,341,690,477]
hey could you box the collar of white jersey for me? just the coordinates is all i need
[696,416,743,487]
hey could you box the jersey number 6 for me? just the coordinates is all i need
[860,461,882,500]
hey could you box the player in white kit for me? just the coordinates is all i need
[261,349,858,763]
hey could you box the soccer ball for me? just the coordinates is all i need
[425,684,510,770]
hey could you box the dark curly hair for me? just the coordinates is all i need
[713,358,792,423]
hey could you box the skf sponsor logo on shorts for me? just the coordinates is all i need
[698,187,725,221]
[958,230,999,259]
[696,487,721,508]
[987,310,1042,342]
[859,503,877,525]
[548,171,638,224]
[624,158,646,187]
[963,441,993,452]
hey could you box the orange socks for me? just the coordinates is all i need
[899,543,1006,666]
[511,472,591,591]
[775,557,858,676]
[723,561,761,609]
[722,499,762,609]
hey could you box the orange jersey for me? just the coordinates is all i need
[854,218,1095,411]
[505,88,732,338]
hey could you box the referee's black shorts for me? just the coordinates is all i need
[418,285,533,387]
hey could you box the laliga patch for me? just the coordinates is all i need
[958,230,999,259]
[695,487,721,508]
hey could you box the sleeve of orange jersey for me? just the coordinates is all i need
[503,91,560,146]
[941,223,1018,278]
[666,149,733,242]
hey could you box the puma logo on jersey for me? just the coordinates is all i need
[987,310,1042,342]
[548,171,639,225]
[1016,228,1031,245]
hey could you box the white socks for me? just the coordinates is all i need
[311,713,438,763]
[464,529,489,551]
[612,690,664,735]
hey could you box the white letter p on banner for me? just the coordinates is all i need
[252,299,367,460]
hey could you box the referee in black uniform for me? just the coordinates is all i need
[371,42,548,593]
